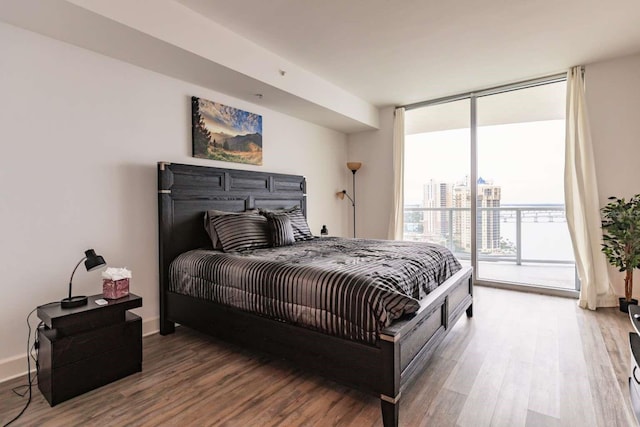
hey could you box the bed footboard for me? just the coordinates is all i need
[378,266,473,427]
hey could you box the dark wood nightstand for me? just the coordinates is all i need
[37,294,142,406]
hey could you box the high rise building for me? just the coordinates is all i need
[452,180,471,251]
[422,177,501,252]
[451,177,501,252]
[422,180,452,241]
[477,177,501,252]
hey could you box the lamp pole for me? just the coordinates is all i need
[344,162,362,239]
[351,170,356,238]
[67,257,87,300]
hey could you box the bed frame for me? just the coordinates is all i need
[158,162,473,427]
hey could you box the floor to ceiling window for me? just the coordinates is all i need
[403,75,577,293]
[404,99,471,267]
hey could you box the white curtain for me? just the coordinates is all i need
[565,66,617,309]
[388,107,405,240]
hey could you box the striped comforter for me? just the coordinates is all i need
[169,237,461,344]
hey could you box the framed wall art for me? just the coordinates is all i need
[192,96,263,165]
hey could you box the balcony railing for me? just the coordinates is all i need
[403,205,575,266]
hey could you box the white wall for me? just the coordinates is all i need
[347,107,395,239]
[586,52,640,298]
[0,22,348,381]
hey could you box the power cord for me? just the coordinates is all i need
[10,319,42,399]
[10,334,39,397]
[3,302,57,427]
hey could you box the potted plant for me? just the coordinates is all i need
[601,194,640,313]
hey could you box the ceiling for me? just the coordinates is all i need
[178,0,640,107]
[3,0,639,133]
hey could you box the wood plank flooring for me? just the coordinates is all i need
[1,287,637,426]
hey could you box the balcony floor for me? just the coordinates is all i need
[459,260,576,290]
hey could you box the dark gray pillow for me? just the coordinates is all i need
[265,213,295,247]
[211,214,271,252]
[260,206,313,241]
[204,209,257,249]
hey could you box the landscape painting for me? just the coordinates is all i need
[191,96,263,165]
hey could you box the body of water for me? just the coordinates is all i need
[406,218,575,263]
[499,220,574,262]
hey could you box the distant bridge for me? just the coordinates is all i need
[496,208,567,223]
[404,205,568,223]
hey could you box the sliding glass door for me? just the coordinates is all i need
[403,76,577,292]
[476,81,574,288]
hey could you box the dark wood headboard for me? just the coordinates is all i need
[157,162,307,330]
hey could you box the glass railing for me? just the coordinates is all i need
[403,205,577,289]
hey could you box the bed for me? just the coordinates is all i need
[158,162,473,427]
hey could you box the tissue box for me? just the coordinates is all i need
[102,267,132,299]
[103,278,129,299]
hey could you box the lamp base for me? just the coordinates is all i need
[61,295,88,309]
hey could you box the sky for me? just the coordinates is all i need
[404,119,566,206]
[198,98,262,136]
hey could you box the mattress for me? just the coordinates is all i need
[169,237,462,344]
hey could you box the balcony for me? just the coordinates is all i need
[404,205,577,290]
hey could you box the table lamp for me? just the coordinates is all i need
[61,249,107,308]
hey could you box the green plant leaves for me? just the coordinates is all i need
[601,194,640,300]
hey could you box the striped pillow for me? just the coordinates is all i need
[265,213,295,247]
[211,214,271,252]
[260,206,314,241]
[204,209,258,249]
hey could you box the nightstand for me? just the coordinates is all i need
[37,294,142,406]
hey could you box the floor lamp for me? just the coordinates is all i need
[336,162,362,238]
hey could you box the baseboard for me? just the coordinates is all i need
[0,316,160,384]
[142,316,160,337]
[0,354,32,384]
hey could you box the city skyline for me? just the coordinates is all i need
[420,177,502,252]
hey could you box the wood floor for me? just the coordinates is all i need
[1,287,637,427]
